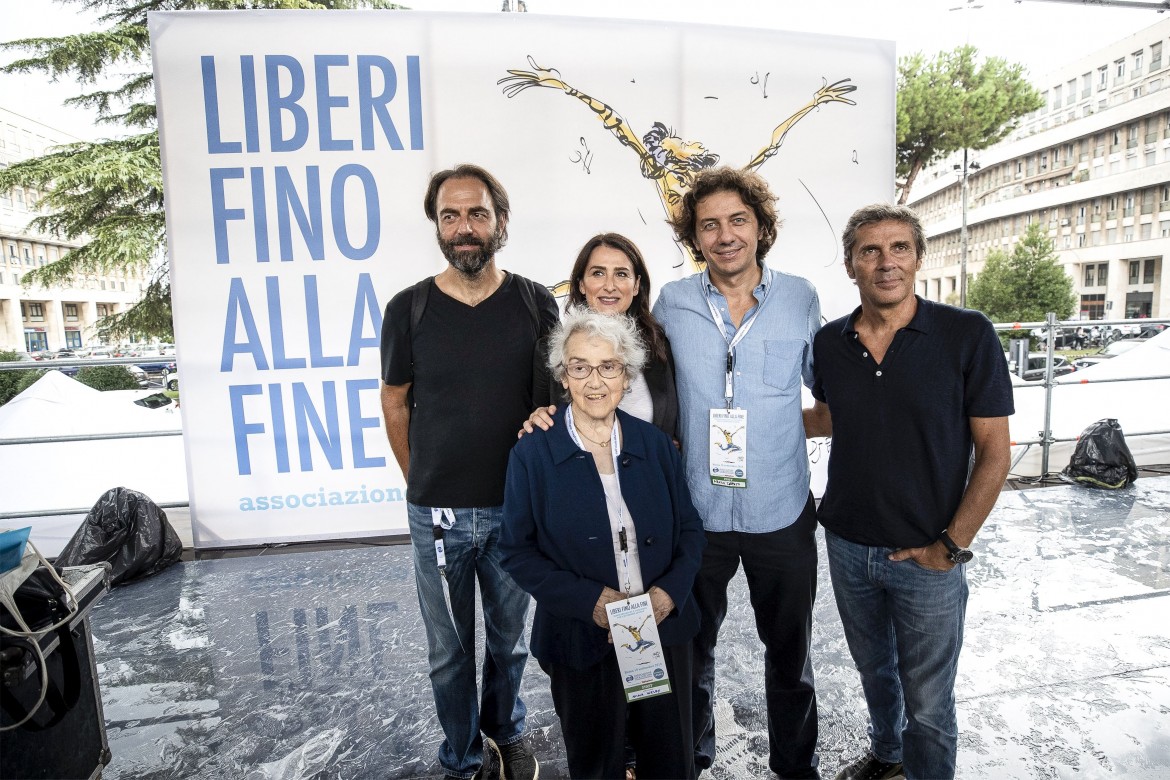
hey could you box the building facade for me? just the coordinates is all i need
[0,107,146,353]
[909,18,1170,322]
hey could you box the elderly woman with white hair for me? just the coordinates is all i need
[501,306,705,780]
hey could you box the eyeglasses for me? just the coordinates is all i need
[562,361,626,380]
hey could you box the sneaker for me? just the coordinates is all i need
[497,736,539,780]
[442,738,503,780]
[834,752,904,780]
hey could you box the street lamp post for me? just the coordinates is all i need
[955,148,980,308]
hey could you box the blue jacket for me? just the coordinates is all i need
[501,407,705,670]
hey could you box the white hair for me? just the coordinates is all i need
[547,305,648,382]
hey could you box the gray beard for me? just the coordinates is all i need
[437,228,503,278]
[446,248,491,277]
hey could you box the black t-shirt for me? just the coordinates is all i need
[381,273,558,507]
[812,297,1015,548]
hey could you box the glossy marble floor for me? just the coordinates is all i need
[87,478,1170,779]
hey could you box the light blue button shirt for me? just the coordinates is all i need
[653,267,821,533]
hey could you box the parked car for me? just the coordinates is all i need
[1070,338,1151,369]
[127,364,149,387]
[135,359,177,380]
[1020,354,1076,382]
[1029,326,1080,349]
[1072,355,1108,370]
[1138,323,1167,339]
[53,363,147,387]
[1099,338,1149,357]
[1111,323,1143,339]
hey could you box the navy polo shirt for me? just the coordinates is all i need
[812,297,1014,548]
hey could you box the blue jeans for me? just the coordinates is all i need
[824,529,968,780]
[408,503,531,779]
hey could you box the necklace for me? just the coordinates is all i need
[573,421,613,448]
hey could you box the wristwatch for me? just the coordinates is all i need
[938,529,974,564]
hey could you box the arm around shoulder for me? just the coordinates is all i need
[531,334,557,410]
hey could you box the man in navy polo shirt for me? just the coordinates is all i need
[803,204,1013,780]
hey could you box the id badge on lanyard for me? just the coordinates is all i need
[704,289,762,489]
[606,595,671,702]
[710,408,747,488]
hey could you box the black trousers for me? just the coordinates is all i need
[691,493,820,779]
[542,641,695,780]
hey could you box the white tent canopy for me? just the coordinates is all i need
[0,371,187,555]
[1010,329,1170,477]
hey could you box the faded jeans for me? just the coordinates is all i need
[825,529,968,780]
[408,503,531,779]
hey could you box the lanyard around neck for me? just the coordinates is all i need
[565,405,632,596]
[704,270,769,409]
[566,404,621,467]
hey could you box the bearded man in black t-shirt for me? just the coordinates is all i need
[380,164,557,780]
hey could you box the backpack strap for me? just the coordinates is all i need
[413,273,545,335]
[410,276,434,333]
[512,274,544,336]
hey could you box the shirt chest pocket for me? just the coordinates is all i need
[762,339,805,393]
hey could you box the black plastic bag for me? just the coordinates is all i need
[1060,418,1139,489]
[54,488,182,585]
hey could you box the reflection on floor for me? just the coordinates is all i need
[89,478,1170,779]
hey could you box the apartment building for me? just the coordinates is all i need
[909,18,1170,321]
[0,107,146,353]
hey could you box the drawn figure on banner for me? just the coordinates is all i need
[712,425,744,453]
[616,615,657,654]
[569,136,593,174]
[500,55,857,284]
[751,70,770,99]
[807,436,832,464]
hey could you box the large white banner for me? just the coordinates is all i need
[150,10,893,548]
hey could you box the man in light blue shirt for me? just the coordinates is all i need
[653,167,822,779]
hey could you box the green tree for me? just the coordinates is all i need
[0,351,46,405]
[0,351,27,405]
[897,45,1043,204]
[0,0,404,341]
[75,364,141,390]
[968,222,1077,324]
